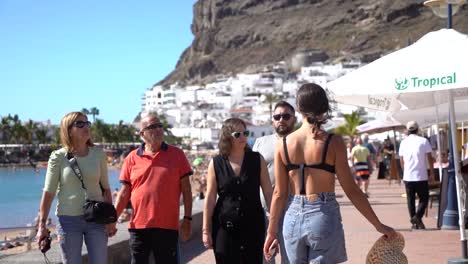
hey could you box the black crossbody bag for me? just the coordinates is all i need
[67,152,117,224]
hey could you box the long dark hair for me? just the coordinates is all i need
[296,83,332,135]
[218,118,251,157]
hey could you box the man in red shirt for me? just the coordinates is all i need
[114,114,193,263]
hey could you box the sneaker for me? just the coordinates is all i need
[411,223,419,230]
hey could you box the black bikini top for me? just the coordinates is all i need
[283,133,336,195]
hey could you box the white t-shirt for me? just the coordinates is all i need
[347,148,353,167]
[399,134,433,182]
[252,134,277,186]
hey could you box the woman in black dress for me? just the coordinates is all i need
[203,118,273,263]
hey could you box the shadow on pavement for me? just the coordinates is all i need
[180,226,209,262]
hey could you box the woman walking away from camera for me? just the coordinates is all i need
[36,111,116,263]
[263,83,396,263]
[203,118,273,263]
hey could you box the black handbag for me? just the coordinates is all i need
[67,152,117,224]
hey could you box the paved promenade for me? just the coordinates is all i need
[181,177,462,264]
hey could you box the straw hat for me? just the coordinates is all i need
[366,232,407,264]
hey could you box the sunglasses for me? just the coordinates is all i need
[72,120,91,128]
[231,130,250,138]
[273,113,292,121]
[142,123,164,131]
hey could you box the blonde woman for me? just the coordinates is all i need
[36,111,116,263]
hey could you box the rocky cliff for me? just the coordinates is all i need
[160,0,468,85]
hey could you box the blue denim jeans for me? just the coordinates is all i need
[56,215,108,264]
[282,193,347,264]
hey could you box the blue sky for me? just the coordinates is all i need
[0,0,195,125]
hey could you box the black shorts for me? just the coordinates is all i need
[359,174,370,180]
[355,162,370,181]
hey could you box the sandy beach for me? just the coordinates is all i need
[0,227,57,257]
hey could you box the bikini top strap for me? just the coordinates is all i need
[321,133,334,163]
[283,136,292,166]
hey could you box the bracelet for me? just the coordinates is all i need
[183,216,192,221]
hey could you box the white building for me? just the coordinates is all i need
[140,60,367,143]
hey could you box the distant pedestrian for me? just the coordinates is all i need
[203,118,273,263]
[362,134,376,174]
[346,141,357,182]
[114,114,193,263]
[382,139,395,178]
[36,111,116,263]
[399,121,435,230]
[351,137,372,197]
[253,100,296,264]
[263,83,395,263]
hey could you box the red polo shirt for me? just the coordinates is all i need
[120,142,193,230]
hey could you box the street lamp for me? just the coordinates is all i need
[424,1,468,263]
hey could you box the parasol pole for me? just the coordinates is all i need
[392,127,400,183]
[448,90,468,260]
[434,99,443,182]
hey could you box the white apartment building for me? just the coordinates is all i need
[140,60,367,143]
[171,127,220,143]
[141,85,177,116]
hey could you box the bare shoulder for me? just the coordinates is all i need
[330,133,344,144]
[329,134,346,152]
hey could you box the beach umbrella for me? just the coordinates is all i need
[192,157,204,166]
[327,28,468,248]
[356,118,405,134]
[392,100,468,128]
[356,117,405,152]
[328,29,468,111]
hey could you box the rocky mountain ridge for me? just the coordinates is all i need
[160,0,468,85]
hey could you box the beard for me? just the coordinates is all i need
[275,124,293,136]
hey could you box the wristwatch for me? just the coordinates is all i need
[183,216,192,221]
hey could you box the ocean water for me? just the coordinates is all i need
[0,167,121,228]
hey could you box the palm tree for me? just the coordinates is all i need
[9,114,25,144]
[263,94,280,122]
[89,107,100,122]
[114,120,137,144]
[91,119,109,143]
[334,111,365,138]
[35,127,51,144]
[0,115,12,143]
[23,119,38,144]
[52,127,61,146]
[81,108,90,116]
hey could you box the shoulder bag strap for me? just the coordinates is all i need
[67,152,87,191]
[67,152,105,196]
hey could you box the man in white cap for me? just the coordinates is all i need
[398,121,435,229]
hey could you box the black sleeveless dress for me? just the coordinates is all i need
[211,151,265,264]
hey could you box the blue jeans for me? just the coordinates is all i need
[56,215,108,264]
[282,193,347,264]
